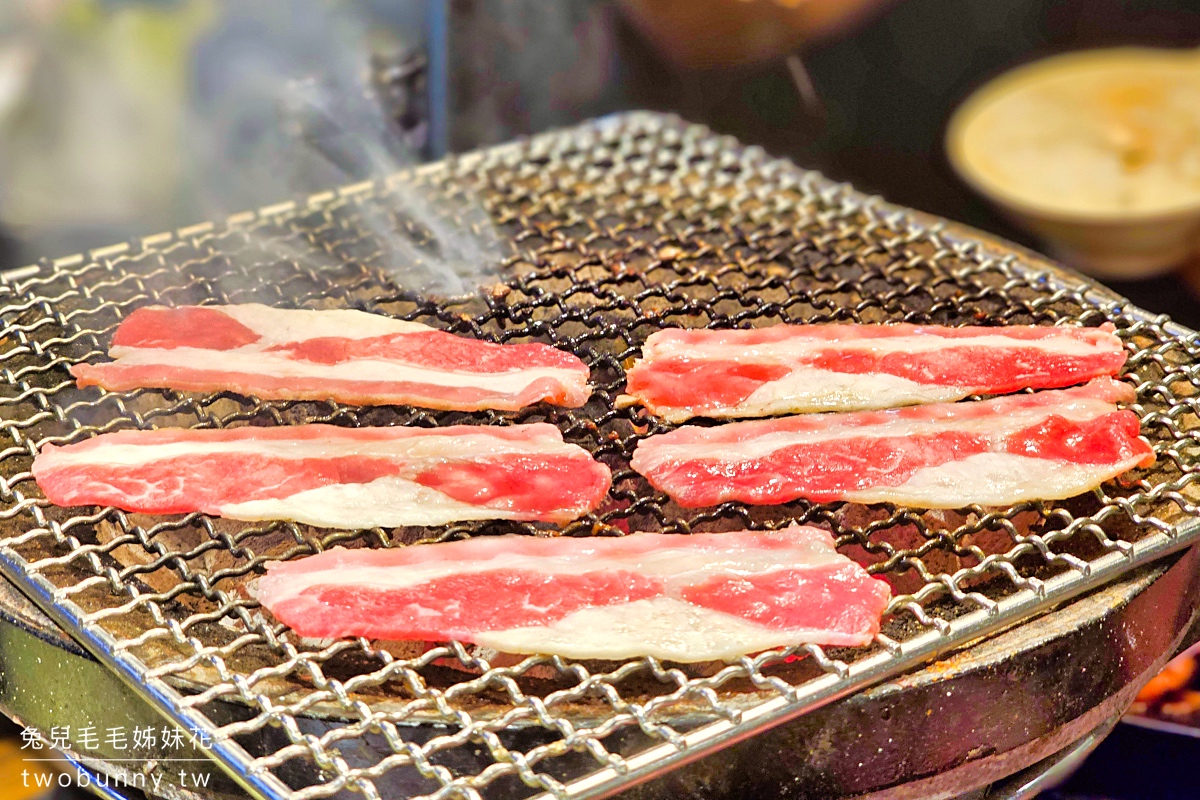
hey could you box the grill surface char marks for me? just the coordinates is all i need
[0,113,1196,799]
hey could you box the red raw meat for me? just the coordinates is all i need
[623,322,1127,421]
[73,304,592,411]
[630,378,1153,508]
[254,525,892,661]
[33,423,611,528]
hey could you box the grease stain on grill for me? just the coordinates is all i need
[0,112,1198,799]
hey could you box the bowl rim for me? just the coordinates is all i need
[945,45,1200,225]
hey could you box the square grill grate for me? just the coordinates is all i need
[1,112,1200,800]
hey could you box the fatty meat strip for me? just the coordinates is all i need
[623,322,1127,422]
[72,304,592,411]
[254,525,892,661]
[32,423,611,528]
[630,378,1153,508]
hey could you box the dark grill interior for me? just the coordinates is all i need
[0,112,1198,799]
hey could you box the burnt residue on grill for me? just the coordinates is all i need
[1,112,1199,799]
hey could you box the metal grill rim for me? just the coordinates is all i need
[0,112,1197,800]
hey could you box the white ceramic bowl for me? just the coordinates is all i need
[947,47,1200,280]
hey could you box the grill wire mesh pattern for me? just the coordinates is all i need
[1,112,1200,800]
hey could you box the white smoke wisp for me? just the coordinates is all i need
[185,0,502,297]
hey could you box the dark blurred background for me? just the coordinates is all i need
[612,0,1200,326]
[2,0,1200,324]
[3,2,1200,799]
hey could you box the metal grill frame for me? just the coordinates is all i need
[0,111,1199,800]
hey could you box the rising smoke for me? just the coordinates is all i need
[185,0,502,296]
[0,0,501,296]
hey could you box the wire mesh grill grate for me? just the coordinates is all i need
[0,112,1199,800]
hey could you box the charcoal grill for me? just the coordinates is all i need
[1,111,1200,800]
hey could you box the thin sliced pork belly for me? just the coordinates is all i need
[32,423,611,528]
[71,304,591,411]
[253,525,892,661]
[623,322,1127,422]
[630,379,1154,508]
